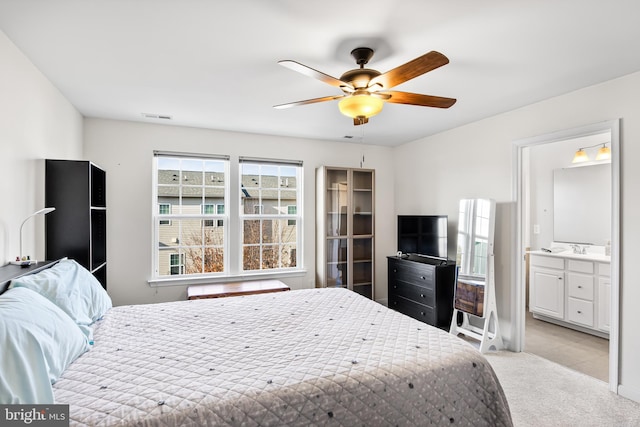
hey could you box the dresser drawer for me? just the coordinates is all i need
[389,262,435,290]
[567,273,594,301]
[530,255,564,270]
[389,280,435,308]
[389,296,436,325]
[567,259,594,274]
[567,298,594,327]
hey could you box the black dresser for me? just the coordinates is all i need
[387,256,456,330]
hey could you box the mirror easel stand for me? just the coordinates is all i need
[449,255,504,353]
[449,198,503,353]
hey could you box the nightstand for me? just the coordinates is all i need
[0,260,59,293]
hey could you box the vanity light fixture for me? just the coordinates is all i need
[596,144,611,161]
[572,142,611,163]
[572,149,589,163]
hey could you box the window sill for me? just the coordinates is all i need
[148,269,308,288]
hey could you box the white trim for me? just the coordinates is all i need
[239,156,303,166]
[154,150,230,160]
[618,385,640,403]
[512,119,620,394]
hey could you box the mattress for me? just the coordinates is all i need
[53,288,512,426]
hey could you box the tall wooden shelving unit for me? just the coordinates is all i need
[45,159,107,289]
[316,167,374,299]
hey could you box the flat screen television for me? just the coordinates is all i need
[397,215,448,261]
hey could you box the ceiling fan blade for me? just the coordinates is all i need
[369,51,449,90]
[273,94,345,109]
[278,60,353,90]
[382,91,457,108]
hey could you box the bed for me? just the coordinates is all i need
[1,260,512,426]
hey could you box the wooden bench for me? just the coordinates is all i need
[187,279,290,300]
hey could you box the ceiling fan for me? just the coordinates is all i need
[274,47,456,125]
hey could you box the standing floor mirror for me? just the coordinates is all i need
[449,198,503,353]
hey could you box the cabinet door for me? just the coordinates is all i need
[352,170,373,236]
[326,238,348,288]
[352,237,373,299]
[325,169,348,237]
[598,277,611,332]
[530,267,564,319]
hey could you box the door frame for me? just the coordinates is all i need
[511,119,620,393]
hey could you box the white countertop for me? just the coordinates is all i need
[528,249,611,263]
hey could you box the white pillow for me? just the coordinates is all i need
[0,287,90,403]
[10,259,112,341]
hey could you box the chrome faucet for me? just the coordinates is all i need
[570,244,587,254]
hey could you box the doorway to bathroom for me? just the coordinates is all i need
[513,120,620,391]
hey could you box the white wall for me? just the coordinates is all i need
[393,70,640,400]
[0,30,83,265]
[83,118,395,306]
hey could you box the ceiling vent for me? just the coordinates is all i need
[142,113,172,120]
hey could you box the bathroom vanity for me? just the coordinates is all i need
[529,245,610,338]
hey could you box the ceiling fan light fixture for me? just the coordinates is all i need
[338,94,384,119]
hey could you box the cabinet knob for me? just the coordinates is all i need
[420,294,425,298]
[578,285,582,288]
[577,310,582,314]
[420,276,425,280]
[393,285,397,289]
[420,311,425,316]
[393,269,397,273]
[558,277,563,280]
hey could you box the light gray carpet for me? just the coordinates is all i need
[484,351,640,427]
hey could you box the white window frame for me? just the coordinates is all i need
[239,157,303,273]
[150,152,305,286]
[152,152,230,282]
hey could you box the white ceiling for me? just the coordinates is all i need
[1,0,639,147]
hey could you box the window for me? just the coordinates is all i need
[203,204,215,227]
[216,204,225,227]
[154,153,229,278]
[287,205,297,226]
[240,159,302,272]
[170,253,184,275]
[153,153,302,282]
[158,203,171,225]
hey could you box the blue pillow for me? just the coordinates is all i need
[10,259,112,341]
[0,287,90,403]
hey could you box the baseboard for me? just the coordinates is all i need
[618,384,640,403]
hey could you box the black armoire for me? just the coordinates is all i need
[45,160,107,289]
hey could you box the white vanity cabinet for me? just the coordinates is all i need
[529,252,610,337]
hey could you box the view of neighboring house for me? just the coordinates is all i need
[156,164,298,276]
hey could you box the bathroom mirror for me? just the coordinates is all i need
[553,164,610,245]
[454,198,496,318]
